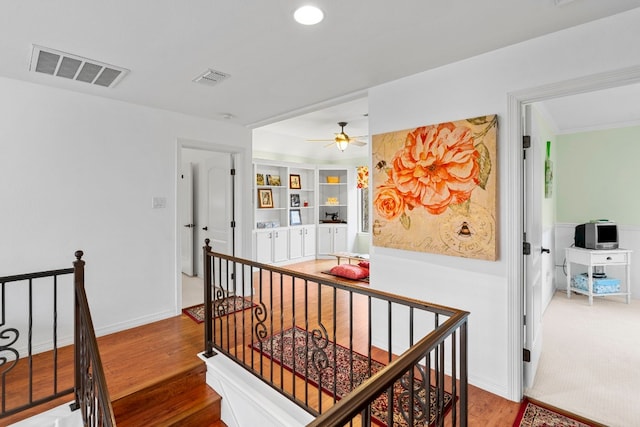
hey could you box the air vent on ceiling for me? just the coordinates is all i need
[193,69,230,86]
[29,45,129,88]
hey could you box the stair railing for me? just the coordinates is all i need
[70,251,116,426]
[203,240,469,426]
[1,264,75,418]
[0,252,115,426]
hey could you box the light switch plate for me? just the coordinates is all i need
[152,197,167,209]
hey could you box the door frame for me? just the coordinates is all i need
[506,65,640,400]
[175,138,249,314]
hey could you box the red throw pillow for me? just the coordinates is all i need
[330,264,369,280]
[358,261,370,269]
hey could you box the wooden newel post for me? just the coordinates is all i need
[71,250,84,411]
[203,239,216,357]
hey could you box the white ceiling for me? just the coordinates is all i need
[536,82,640,134]
[1,1,639,158]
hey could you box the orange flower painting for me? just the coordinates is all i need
[372,115,497,260]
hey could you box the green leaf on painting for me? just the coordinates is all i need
[467,116,489,126]
[449,199,470,215]
[472,115,498,140]
[476,142,491,189]
[400,212,411,230]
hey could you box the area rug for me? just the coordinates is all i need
[182,296,256,323]
[513,398,598,427]
[251,326,453,426]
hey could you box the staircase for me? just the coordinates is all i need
[4,315,227,427]
[112,362,224,427]
[100,314,227,427]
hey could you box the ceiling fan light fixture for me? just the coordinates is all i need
[335,136,349,151]
[294,5,324,25]
[336,140,349,151]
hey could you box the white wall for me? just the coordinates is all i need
[0,76,251,350]
[367,8,640,400]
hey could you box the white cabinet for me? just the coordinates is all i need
[253,160,318,264]
[317,224,348,255]
[565,247,632,305]
[303,226,316,257]
[255,229,289,264]
[289,225,316,259]
[252,160,354,264]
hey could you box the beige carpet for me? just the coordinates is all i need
[525,291,640,427]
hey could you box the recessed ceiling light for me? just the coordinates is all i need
[294,5,324,25]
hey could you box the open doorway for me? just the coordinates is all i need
[517,72,640,425]
[178,144,239,310]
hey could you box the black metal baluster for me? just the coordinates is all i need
[386,301,393,427]
[332,286,337,404]
[291,275,296,399]
[53,274,58,394]
[279,272,284,392]
[28,278,33,404]
[304,278,309,407]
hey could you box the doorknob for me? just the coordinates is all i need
[202,226,208,231]
[541,247,550,254]
[184,224,195,228]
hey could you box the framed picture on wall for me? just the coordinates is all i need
[256,173,265,186]
[290,194,300,207]
[266,175,281,186]
[258,188,273,208]
[290,209,302,226]
[289,174,301,189]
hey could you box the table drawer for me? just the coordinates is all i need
[591,252,628,264]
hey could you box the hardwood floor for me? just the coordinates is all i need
[3,259,520,426]
[204,258,522,425]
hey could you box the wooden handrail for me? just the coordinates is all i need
[204,243,460,317]
[72,251,116,426]
[307,312,468,427]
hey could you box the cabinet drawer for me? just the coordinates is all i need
[591,252,628,264]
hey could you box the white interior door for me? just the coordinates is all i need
[203,153,233,255]
[523,104,544,389]
[197,153,235,290]
[180,162,195,276]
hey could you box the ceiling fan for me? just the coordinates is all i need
[307,122,367,152]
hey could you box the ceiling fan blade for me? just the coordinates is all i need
[350,140,367,147]
[306,139,334,142]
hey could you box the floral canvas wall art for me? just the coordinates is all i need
[372,115,498,260]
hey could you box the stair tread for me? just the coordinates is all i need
[108,357,204,402]
[115,382,221,427]
[111,362,206,403]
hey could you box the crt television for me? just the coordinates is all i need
[574,222,618,250]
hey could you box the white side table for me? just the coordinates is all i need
[565,247,632,305]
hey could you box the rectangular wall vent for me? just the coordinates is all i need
[30,45,129,88]
[193,69,231,86]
